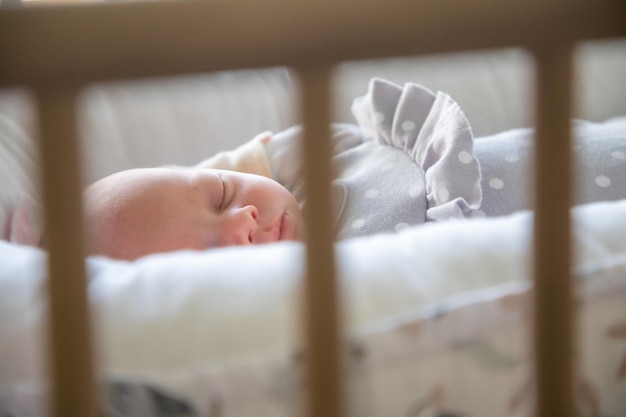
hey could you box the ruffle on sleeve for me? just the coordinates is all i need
[352,78,482,221]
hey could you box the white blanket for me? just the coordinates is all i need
[1,199,625,385]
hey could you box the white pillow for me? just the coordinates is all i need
[79,69,295,185]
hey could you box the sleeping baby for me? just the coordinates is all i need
[83,78,486,260]
[81,78,626,260]
[84,165,307,260]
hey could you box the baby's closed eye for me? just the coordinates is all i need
[217,173,227,210]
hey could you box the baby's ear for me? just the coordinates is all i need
[252,131,273,145]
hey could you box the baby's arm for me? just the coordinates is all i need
[195,131,274,178]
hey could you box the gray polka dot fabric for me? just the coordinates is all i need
[266,78,482,240]
[473,117,626,217]
[266,77,626,240]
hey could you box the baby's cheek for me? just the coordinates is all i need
[130,222,184,256]
[173,223,216,252]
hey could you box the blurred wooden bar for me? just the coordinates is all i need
[298,66,345,417]
[0,0,625,86]
[36,86,95,417]
[532,46,574,417]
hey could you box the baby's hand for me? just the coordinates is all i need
[196,130,274,178]
[252,131,272,145]
[1,199,41,246]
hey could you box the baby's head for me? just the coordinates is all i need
[84,167,305,260]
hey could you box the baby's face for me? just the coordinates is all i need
[85,167,305,260]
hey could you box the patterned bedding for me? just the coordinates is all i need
[97,262,626,417]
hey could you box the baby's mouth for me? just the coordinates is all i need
[277,212,289,241]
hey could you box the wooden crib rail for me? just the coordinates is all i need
[0,1,625,417]
[35,85,95,417]
[0,0,625,86]
[299,66,344,417]
[533,46,574,417]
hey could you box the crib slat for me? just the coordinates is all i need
[36,87,95,417]
[298,67,345,417]
[0,0,624,86]
[532,47,574,417]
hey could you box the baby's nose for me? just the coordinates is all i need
[227,205,259,245]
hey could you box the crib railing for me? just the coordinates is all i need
[1,1,625,417]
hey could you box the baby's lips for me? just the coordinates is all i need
[268,213,283,243]
[277,213,286,241]
[279,212,297,242]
